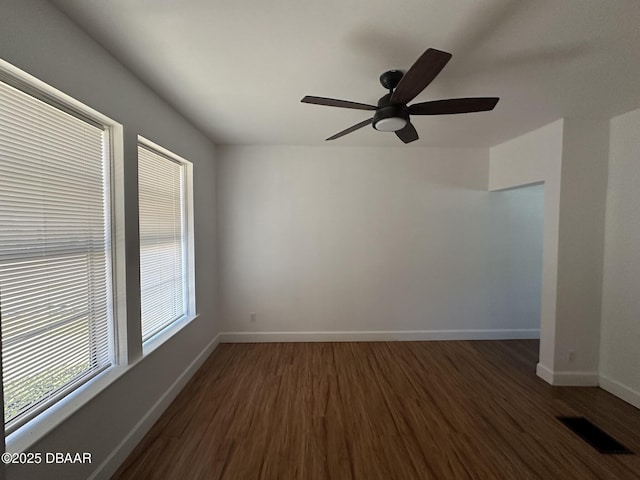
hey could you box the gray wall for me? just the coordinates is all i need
[217,146,543,338]
[0,0,218,478]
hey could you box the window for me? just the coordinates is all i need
[138,138,194,343]
[0,70,117,435]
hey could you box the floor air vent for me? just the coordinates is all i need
[557,416,633,454]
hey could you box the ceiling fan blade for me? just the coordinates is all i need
[395,122,419,144]
[302,96,376,111]
[390,48,452,105]
[326,118,373,141]
[409,97,499,115]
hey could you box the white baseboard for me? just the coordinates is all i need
[536,363,554,384]
[536,363,599,386]
[219,329,540,343]
[90,332,221,480]
[599,374,640,409]
[551,371,600,386]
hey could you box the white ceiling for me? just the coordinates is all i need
[51,0,640,147]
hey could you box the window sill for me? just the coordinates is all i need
[6,364,129,454]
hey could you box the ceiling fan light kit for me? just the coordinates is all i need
[373,95,408,132]
[301,48,499,144]
[373,116,407,132]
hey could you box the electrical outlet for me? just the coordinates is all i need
[568,350,576,362]
[250,312,256,322]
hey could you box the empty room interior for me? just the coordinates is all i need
[1,0,640,479]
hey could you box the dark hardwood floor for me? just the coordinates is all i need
[112,340,640,479]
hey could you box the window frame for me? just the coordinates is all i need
[137,136,196,355]
[0,58,128,454]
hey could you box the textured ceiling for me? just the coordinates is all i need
[52,0,640,147]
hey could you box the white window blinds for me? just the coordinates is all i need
[0,80,113,433]
[138,144,186,341]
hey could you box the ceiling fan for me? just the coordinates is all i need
[301,48,499,144]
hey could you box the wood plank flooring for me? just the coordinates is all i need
[112,341,640,479]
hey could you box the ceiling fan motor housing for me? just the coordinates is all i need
[373,93,409,132]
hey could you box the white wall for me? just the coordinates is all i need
[489,118,610,386]
[0,1,218,479]
[217,145,543,341]
[490,120,563,376]
[489,120,563,191]
[600,107,640,408]
[554,119,609,376]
